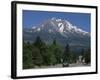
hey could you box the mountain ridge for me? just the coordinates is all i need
[23,17,90,47]
[31,17,90,36]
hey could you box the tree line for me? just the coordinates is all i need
[23,36,91,69]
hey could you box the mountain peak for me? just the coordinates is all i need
[51,17,89,35]
[24,17,90,46]
[31,17,89,37]
[51,17,62,22]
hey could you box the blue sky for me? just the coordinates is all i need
[23,10,91,32]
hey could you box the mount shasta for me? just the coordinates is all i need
[23,17,90,47]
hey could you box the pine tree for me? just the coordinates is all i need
[53,40,62,63]
[23,42,33,69]
[84,48,91,64]
[33,36,49,66]
[54,47,63,63]
[34,36,44,48]
[63,44,70,63]
[32,46,43,67]
[53,39,56,45]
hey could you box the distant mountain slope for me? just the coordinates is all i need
[23,17,90,47]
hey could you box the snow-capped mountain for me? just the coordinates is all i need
[23,17,90,47]
[31,17,89,37]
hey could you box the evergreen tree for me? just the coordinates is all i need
[47,39,63,65]
[68,52,77,63]
[33,36,51,66]
[84,48,91,64]
[81,48,85,55]
[63,44,70,63]
[53,39,56,45]
[81,48,85,62]
[23,42,33,69]
[32,46,43,67]
[34,36,45,48]
[50,53,57,65]
[54,47,63,63]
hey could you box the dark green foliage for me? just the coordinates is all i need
[68,52,77,63]
[54,47,63,63]
[33,36,50,65]
[23,36,90,69]
[41,49,51,65]
[63,44,77,63]
[53,39,56,45]
[33,36,45,49]
[32,47,43,67]
[63,44,70,62]
[23,42,34,69]
[83,48,91,64]
[49,40,63,64]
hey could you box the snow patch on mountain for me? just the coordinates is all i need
[56,19,62,22]
[48,29,53,33]
[59,24,64,32]
[32,26,36,29]
[50,21,56,27]
[37,28,41,31]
